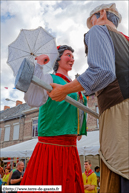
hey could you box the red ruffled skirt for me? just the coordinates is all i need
[20,135,84,193]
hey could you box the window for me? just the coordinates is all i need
[4,126,10,141]
[13,124,19,140]
[32,119,38,137]
[96,105,99,128]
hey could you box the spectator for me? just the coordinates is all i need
[82,160,97,193]
[7,164,17,185]
[10,161,24,185]
[94,166,100,177]
[94,166,100,192]
[0,165,4,178]
[13,163,16,169]
[2,166,11,185]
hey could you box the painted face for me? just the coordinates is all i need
[58,50,74,72]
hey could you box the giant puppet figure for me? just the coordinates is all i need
[48,3,129,193]
[20,45,87,193]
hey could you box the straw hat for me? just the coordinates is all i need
[87,3,122,29]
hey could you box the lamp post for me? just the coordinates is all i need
[5,98,16,102]
[5,98,23,106]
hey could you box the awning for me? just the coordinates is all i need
[0,130,99,157]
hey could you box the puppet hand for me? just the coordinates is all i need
[35,54,50,65]
[77,135,82,141]
[47,83,67,101]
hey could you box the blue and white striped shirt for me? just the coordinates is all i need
[77,25,116,95]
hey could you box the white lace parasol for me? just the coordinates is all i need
[7,26,59,76]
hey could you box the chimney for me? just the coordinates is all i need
[4,106,10,110]
[16,100,23,106]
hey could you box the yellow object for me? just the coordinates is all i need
[82,172,97,193]
[2,173,10,185]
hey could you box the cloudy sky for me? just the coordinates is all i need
[1,0,128,110]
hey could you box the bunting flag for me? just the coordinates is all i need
[86,96,89,100]
[4,87,16,90]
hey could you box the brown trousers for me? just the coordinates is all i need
[100,159,121,193]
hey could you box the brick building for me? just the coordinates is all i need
[87,94,99,131]
[0,101,39,149]
[0,95,98,149]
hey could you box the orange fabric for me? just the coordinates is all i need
[20,136,84,193]
[100,159,120,193]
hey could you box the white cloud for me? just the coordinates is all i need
[1,0,128,110]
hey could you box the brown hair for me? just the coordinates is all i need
[84,159,91,165]
[5,166,11,172]
[53,45,74,73]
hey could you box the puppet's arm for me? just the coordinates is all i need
[24,55,53,107]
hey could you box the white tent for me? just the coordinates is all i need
[77,130,99,156]
[0,130,99,158]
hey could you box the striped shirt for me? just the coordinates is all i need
[77,25,116,95]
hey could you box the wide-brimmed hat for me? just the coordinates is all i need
[87,3,122,29]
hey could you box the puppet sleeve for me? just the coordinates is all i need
[77,25,116,95]
[24,62,53,107]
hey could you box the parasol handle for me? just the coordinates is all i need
[32,75,99,119]
[30,53,48,62]
[30,53,37,57]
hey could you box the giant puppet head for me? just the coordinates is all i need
[53,45,74,73]
[87,3,122,29]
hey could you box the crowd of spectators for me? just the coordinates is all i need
[0,159,29,191]
[1,159,100,193]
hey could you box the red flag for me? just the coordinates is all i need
[120,32,129,41]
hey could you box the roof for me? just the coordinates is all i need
[0,103,31,122]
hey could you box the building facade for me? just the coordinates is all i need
[0,95,98,149]
[87,94,99,131]
[0,101,39,149]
